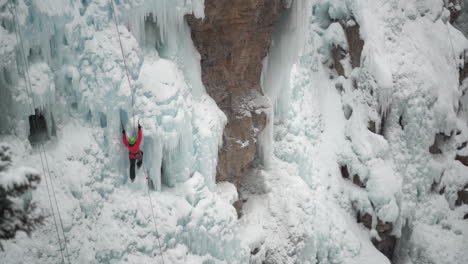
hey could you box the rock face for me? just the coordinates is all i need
[357,212,396,260]
[332,46,346,76]
[456,189,468,205]
[455,183,468,206]
[331,18,364,76]
[344,19,364,69]
[455,154,468,166]
[340,164,366,188]
[187,0,286,187]
[461,53,468,85]
[429,133,451,154]
[448,0,463,24]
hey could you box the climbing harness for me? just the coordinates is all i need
[110,1,166,262]
[9,1,70,263]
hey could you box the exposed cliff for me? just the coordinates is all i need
[187,0,287,188]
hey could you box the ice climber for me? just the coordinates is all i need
[122,122,144,182]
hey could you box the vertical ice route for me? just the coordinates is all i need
[316,81,346,175]
[0,0,242,262]
[110,0,136,131]
[110,1,166,262]
[142,163,166,264]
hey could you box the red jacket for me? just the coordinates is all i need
[123,129,143,159]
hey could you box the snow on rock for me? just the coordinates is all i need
[216,182,238,205]
[324,22,348,49]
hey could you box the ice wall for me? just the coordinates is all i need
[0,0,243,263]
[252,0,468,263]
[0,0,224,189]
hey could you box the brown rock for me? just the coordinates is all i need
[456,189,468,206]
[352,174,366,188]
[457,141,467,150]
[372,234,396,260]
[187,0,286,188]
[455,154,468,166]
[448,0,462,24]
[343,18,364,69]
[332,45,346,76]
[340,165,350,179]
[380,112,387,136]
[357,211,373,229]
[439,186,446,195]
[233,199,244,219]
[368,120,377,134]
[429,144,442,154]
[461,54,468,85]
[251,247,260,255]
[375,218,393,233]
[340,164,366,188]
[429,133,451,154]
[331,18,364,77]
[357,211,396,260]
[369,119,385,135]
[398,114,405,130]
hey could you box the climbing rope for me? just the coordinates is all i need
[109,0,136,132]
[46,167,71,263]
[110,1,166,262]
[9,1,70,263]
[143,164,166,264]
[9,2,35,114]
